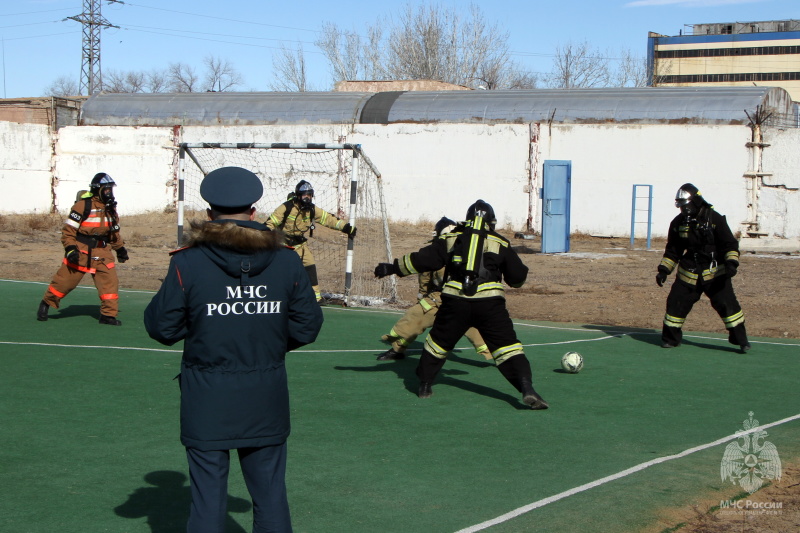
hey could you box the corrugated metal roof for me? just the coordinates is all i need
[365,87,793,125]
[80,87,794,127]
[80,91,374,126]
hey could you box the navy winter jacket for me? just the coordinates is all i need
[144,219,324,450]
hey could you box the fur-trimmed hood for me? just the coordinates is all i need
[186,219,285,278]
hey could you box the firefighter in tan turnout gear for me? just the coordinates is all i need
[266,180,357,301]
[37,173,129,325]
[377,217,492,362]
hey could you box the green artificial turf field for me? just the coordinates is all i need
[1,279,798,532]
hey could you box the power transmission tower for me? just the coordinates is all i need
[67,0,121,96]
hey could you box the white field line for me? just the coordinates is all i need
[454,413,800,533]
[4,279,797,350]
[0,340,180,353]
[1,278,155,294]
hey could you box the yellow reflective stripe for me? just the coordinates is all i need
[677,267,698,284]
[723,310,745,328]
[664,314,685,327]
[493,343,524,364]
[484,236,503,253]
[725,250,739,261]
[398,254,418,276]
[423,336,448,359]
[660,257,676,271]
[419,298,434,311]
[486,234,507,247]
[467,230,480,270]
[443,284,505,299]
[476,282,504,292]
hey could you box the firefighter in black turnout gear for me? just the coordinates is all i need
[374,200,548,409]
[656,184,750,353]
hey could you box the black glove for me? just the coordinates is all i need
[725,260,738,277]
[655,266,669,287]
[342,223,357,238]
[64,245,80,265]
[116,247,129,263]
[374,262,398,278]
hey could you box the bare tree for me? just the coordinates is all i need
[612,50,648,88]
[310,3,523,89]
[104,69,147,93]
[43,76,77,97]
[145,68,169,93]
[316,22,370,82]
[545,41,611,89]
[203,56,243,92]
[43,75,80,97]
[270,43,309,92]
[364,26,386,80]
[506,69,538,90]
[168,62,200,93]
[474,56,537,90]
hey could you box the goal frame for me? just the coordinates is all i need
[177,142,396,306]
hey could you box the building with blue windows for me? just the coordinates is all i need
[648,20,800,102]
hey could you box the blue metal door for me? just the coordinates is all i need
[541,160,571,253]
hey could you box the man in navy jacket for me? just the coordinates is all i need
[145,166,323,533]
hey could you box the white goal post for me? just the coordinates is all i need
[177,142,396,306]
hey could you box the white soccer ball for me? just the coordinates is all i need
[561,351,584,373]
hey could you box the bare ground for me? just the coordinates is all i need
[1,211,798,532]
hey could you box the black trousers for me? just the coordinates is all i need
[662,275,747,346]
[185,442,291,533]
[417,296,532,389]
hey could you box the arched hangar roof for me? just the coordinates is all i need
[80,86,793,127]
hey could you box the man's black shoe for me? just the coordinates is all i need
[99,315,122,326]
[418,382,432,399]
[37,300,49,321]
[661,342,679,349]
[377,349,405,361]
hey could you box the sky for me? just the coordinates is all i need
[0,0,798,98]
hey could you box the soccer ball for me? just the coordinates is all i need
[561,351,584,373]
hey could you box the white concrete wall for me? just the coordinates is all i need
[350,123,533,230]
[54,126,176,213]
[538,123,754,237]
[181,123,534,230]
[2,120,798,243]
[760,127,800,238]
[0,121,53,212]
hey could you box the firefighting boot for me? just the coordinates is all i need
[416,350,445,399]
[376,348,405,361]
[37,300,50,321]
[99,315,122,326]
[727,324,750,354]
[520,378,549,410]
[418,382,433,399]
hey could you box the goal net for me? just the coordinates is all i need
[178,143,396,306]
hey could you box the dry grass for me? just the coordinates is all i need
[0,212,62,235]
